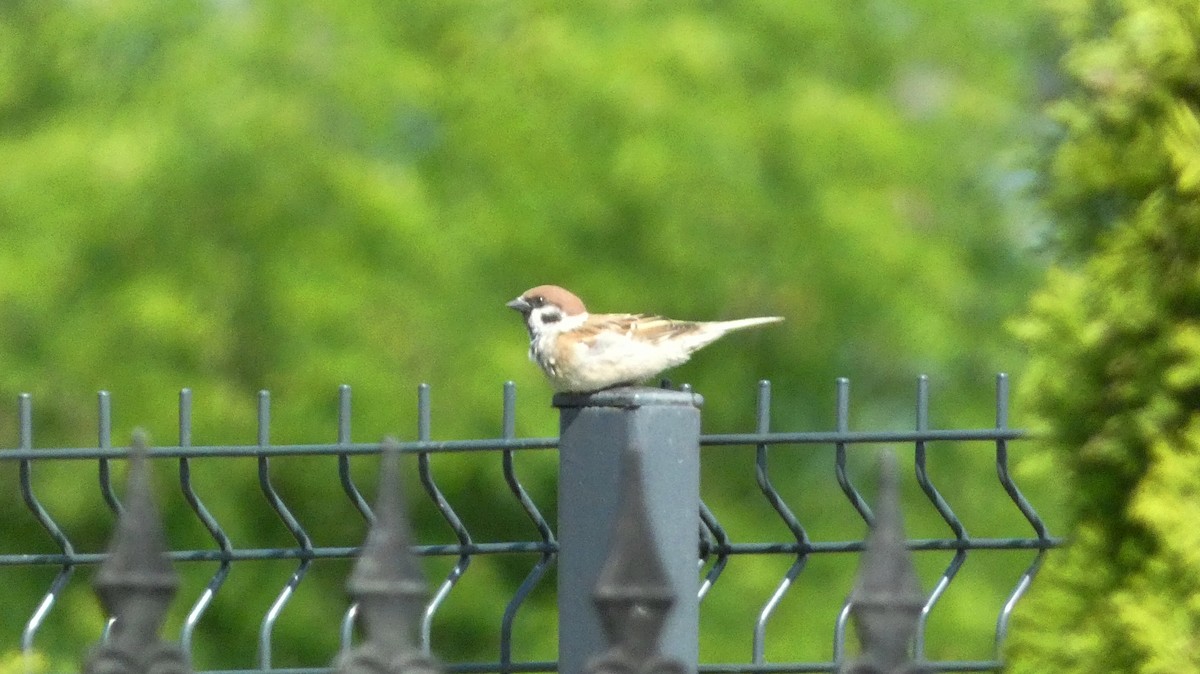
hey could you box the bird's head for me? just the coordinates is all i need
[506,285,589,338]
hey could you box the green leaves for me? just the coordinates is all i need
[1007,1,1200,672]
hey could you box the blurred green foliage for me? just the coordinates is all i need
[1006,1,1200,672]
[0,0,1049,670]
[0,651,47,674]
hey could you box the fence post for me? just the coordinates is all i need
[554,387,703,674]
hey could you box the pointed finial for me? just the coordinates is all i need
[85,430,189,674]
[336,439,441,674]
[842,450,928,674]
[585,446,685,674]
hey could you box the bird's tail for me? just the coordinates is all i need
[712,316,785,333]
[678,316,783,354]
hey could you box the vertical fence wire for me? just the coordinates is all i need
[256,391,315,669]
[697,500,730,602]
[693,382,732,603]
[912,376,969,659]
[499,382,557,668]
[832,377,871,662]
[179,388,235,659]
[417,384,473,655]
[95,392,119,644]
[18,394,77,660]
[751,380,810,664]
[992,373,1051,654]
[335,385,371,655]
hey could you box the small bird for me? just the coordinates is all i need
[506,284,783,393]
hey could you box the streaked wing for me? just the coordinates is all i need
[576,313,703,345]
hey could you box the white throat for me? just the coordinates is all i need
[528,305,588,338]
[525,306,588,379]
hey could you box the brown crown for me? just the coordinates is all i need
[521,285,588,315]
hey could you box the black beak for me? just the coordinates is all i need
[506,297,531,313]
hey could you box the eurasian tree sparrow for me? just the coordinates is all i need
[506,285,783,393]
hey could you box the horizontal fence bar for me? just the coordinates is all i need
[0,428,1025,461]
[717,537,1061,554]
[701,429,1026,445]
[0,438,561,461]
[191,659,1002,674]
[0,535,1062,568]
[0,541,557,566]
[199,664,562,674]
[698,662,1003,673]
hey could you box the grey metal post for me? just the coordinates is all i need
[554,387,703,674]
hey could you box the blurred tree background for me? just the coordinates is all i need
[0,0,1055,670]
[1007,0,1200,672]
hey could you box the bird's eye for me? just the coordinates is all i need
[530,295,545,308]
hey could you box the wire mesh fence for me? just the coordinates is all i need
[0,374,1061,673]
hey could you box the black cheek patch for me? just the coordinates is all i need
[541,311,562,324]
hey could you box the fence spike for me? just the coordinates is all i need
[842,450,928,674]
[85,431,190,674]
[335,439,441,674]
[584,446,686,674]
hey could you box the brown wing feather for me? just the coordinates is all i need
[576,313,703,344]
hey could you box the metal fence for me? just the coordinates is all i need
[0,374,1062,674]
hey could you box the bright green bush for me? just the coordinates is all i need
[1007,1,1200,671]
